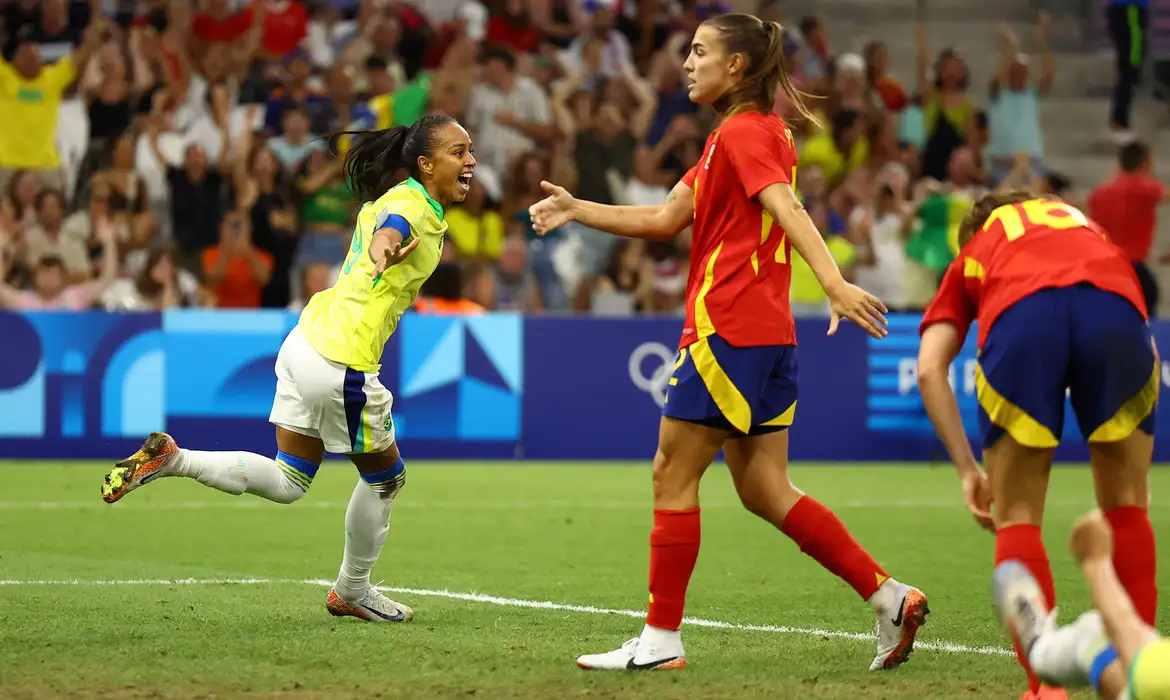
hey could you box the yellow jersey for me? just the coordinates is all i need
[297,177,447,372]
[0,57,76,169]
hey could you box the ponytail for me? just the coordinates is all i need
[332,125,410,205]
[330,114,458,204]
[704,14,821,128]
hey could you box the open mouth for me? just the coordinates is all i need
[457,172,473,191]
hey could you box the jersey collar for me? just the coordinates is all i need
[404,177,444,221]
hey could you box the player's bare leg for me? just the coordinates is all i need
[723,431,929,671]
[101,427,321,505]
[325,443,413,623]
[576,417,724,671]
[1087,431,1157,626]
[984,435,1066,700]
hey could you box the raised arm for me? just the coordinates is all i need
[529,179,694,242]
[1034,11,1054,95]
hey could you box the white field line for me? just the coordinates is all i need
[0,499,1131,510]
[0,576,1013,658]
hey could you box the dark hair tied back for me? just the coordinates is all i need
[330,114,458,204]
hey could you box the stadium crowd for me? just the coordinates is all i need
[0,0,1156,316]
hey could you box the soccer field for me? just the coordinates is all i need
[3,462,1168,699]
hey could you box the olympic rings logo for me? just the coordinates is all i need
[628,342,676,408]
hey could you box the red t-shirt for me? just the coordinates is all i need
[1086,173,1163,262]
[678,111,797,350]
[192,10,251,45]
[202,246,274,309]
[242,0,308,58]
[485,17,545,54]
[920,198,1146,349]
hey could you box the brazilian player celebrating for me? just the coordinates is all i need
[994,509,1170,700]
[99,115,477,623]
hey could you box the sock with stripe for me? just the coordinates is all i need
[996,523,1056,695]
[1104,506,1158,626]
[336,458,406,599]
[174,449,315,504]
[780,496,890,602]
[643,508,701,638]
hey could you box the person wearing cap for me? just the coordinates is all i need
[0,16,106,196]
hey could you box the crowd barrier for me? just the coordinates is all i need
[2,310,1168,463]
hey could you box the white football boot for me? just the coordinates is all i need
[576,635,686,671]
[326,586,414,622]
[870,580,931,670]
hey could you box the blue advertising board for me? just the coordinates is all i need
[2,309,1168,463]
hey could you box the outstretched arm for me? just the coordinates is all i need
[1070,511,1160,665]
[530,179,694,242]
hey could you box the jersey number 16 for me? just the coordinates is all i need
[983,199,1090,241]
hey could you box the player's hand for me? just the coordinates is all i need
[827,282,888,338]
[1069,510,1114,564]
[528,181,577,236]
[370,232,420,276]
[960,469,995,533]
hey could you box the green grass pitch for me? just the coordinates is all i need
[2,462,1168,699]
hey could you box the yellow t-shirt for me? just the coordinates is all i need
[789,236,856,305]
[799,133,869,186]
[445,208,504,260]
[297,178,447,372]
[0,57,76,169]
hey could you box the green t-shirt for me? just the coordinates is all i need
[906,193,956,272]
[393,73,431,127]
[302,182,354,228]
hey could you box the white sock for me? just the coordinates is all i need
[866,577,899,614]
[335,479,395,599]
[1028,612,1100,688]
[173,449,308,504]
[639,624,682,651]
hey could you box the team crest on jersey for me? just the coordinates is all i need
[384,415,393,433]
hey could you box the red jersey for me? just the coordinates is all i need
[920,198,1147,349]
[1087,173,1164,261]
[678,111,797,350]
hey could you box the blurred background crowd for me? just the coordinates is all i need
[0,0,1167,318]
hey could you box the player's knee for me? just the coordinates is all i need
[736,479,801,524]
[274,451,319,504]
[651,449,700,505]
[359,454,407,499]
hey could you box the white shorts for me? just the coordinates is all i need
[269,326,396,454]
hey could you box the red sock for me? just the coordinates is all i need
[646,508,701,631]
[1105,506,1158,626]
[780,496,889,601]
[996,524,1055,694]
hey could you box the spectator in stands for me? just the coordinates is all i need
[0,218,118,311]
[505,151,566,310]
[801,108,868,188]
[0,19,104,195]
[202,209,274,309]
[21,189,89,283]
[447,178,505,261]
[293,148,351,270]
[560,4,633,90]
[864,41,908,113]
[103,241,207,311]
[1106,0,1148,145]
[3,170,43,237]
[915,14,975,182]
[268,103,325,170]
[986,13,1053,188]
[288,261,335,311]
[414,261,485,315]
[491,235,541,311]
[1088,141,1169,316]
[92,132,150,218]
[466,45,555,174]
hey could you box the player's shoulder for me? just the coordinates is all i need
[372,181,439,230]
[720,111,790,143]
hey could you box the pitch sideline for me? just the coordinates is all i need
[0,576,1013,658]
